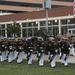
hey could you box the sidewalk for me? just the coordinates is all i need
[24,54,75,63]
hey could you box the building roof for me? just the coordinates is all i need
[0,6,73,23]
[0,0,73,13]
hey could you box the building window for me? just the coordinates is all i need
[48,20,53,25]
[22,23,26,27]
[61,19,67,25]
[28,28,32,36]
[53,26,59,35]
[40,21,46,26]
[22,29,27,37]
[48,26,59,36]
[7,24,11,27]
[48,27,53,35]
[1,24,5,28]
[67,18,75,24]
[7,23,20,37]
[2,30,5,37]
[33,28,38,36]
[33,22,38,27]
[61,26,67,35]
[0,24,5,37]
[28,22,33,27]
[53,20,58,25]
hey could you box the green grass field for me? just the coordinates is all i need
[0,60,75,75]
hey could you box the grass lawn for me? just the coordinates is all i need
[0,60,75,75]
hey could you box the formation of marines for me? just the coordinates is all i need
[0,36,75,68]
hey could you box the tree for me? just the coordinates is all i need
[7,22,21,37]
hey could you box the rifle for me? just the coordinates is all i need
[64,53,69,61]
[49,54,55,63]
[48,52,51,60]
[60,53,63,59]
[27,49,33,61]
[37,49,44,62]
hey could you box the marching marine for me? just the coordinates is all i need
[59,38,70,67]
[8,39,16,62]
[70,39,75,56]
[36,37,45,66]
[46,37,57,68]
[26,37,33,65]
[16,39,25,63]
[0,38,8,61]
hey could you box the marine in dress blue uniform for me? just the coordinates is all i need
[36,37,45,66]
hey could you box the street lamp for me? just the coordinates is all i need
[43,0,51,32]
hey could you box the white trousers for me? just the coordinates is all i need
[48,52,50,58]
[17,51,24,63]
[5,50,8,60]
[70,47,75,56]
[49,54,56,68]
[28,53,33,65]
[38,53,44,66]
[8,51,16,62]
[1,51,6,61]
[61,54,68,66]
